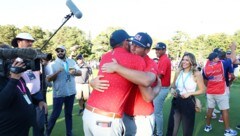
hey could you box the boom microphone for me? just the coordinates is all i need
[0,48,51,60]
[66,0,82,19]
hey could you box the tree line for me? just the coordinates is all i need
[0,25,239,61]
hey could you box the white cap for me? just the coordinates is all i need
[11,33,35,47]
[55,45,66,51]
[16,33,35,41]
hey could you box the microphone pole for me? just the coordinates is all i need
[40,12,74,50]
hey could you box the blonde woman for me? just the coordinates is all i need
[166,52,205,136]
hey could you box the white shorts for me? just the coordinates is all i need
[207,91,229,110]
[75,83,92,100]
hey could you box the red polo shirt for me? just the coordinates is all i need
[125,55,158,116]
[157,54,171,87]
[87,47,146,115]
[204,60,225,94]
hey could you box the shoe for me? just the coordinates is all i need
[213,109,221,114]
[78,109,84,116]
[224,129,237,136]
[212,112,217,119]
[204,125,212,132]
[204,112,217,119]
[236,125,240,130]
[218,115,224,123]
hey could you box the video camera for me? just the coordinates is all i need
[0,48,52,77]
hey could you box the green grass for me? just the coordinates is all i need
[46,76,240,136]
[162,79,240,136]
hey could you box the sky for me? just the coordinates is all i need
[1,0,240,40]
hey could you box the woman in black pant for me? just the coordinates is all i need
[166,52,205,136]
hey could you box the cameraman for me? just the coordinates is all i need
[0,44,36,135]
[11,33,47,136]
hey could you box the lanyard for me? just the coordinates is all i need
[17,80,26,94]
[176,71,191,89]
[63,61,69,72]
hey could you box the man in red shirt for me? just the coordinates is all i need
[82,29,147,136]
[153,42,171,136]
[91,32,161,135]
[203,48,238,136]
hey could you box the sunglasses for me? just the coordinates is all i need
[156,49,164,51]
[56,50,65,53]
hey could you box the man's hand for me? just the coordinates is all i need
[229,41,237,50]
[101,59,119,73]
[90,75,109,92]
[38,101,48,114]
[69,68,76,75]
[10,60,26,79]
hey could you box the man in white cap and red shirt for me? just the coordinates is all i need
[11,32,48,136]
[82,29,153,136]
[46,45,81,136]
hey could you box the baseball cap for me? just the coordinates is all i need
[11,33,35,47]
[208,52,219,61]
[153,42,167,50]
[132,32,152,48]
[110,29,130,48]
[55,45,66,51]
[76,54,83,60]
[213,48,223,54]
[226,50,231,54]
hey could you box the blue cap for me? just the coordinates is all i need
[110,29,130,48]
[132,32,152,48]
[213,48,222,54]
[208,52,219,61]
[153,42,167,50]
[76,54,83,60]
[226,50,231,54]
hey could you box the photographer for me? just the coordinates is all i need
[11,33,47,136]
[0,44,36,135]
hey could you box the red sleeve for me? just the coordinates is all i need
[157,58,169,76]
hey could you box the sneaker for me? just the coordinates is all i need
[236,125,240,130]
[204,125,212,132]
[212,112,217,119]
[224,129,237,136]
[78,109,84,116]
[205,112,217,119]
[218,115,224,123]
[213,109,221,114]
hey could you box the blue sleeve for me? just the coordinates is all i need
[202,70,208,80]
[222,59,233,73]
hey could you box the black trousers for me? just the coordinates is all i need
[166,97,196,136]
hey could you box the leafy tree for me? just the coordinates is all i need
[49,26,91,59]
[204,33,232,52]
[91,27,121,60]
[233,30,240,53]
[169,31,190,61]
[0,25,19,45]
